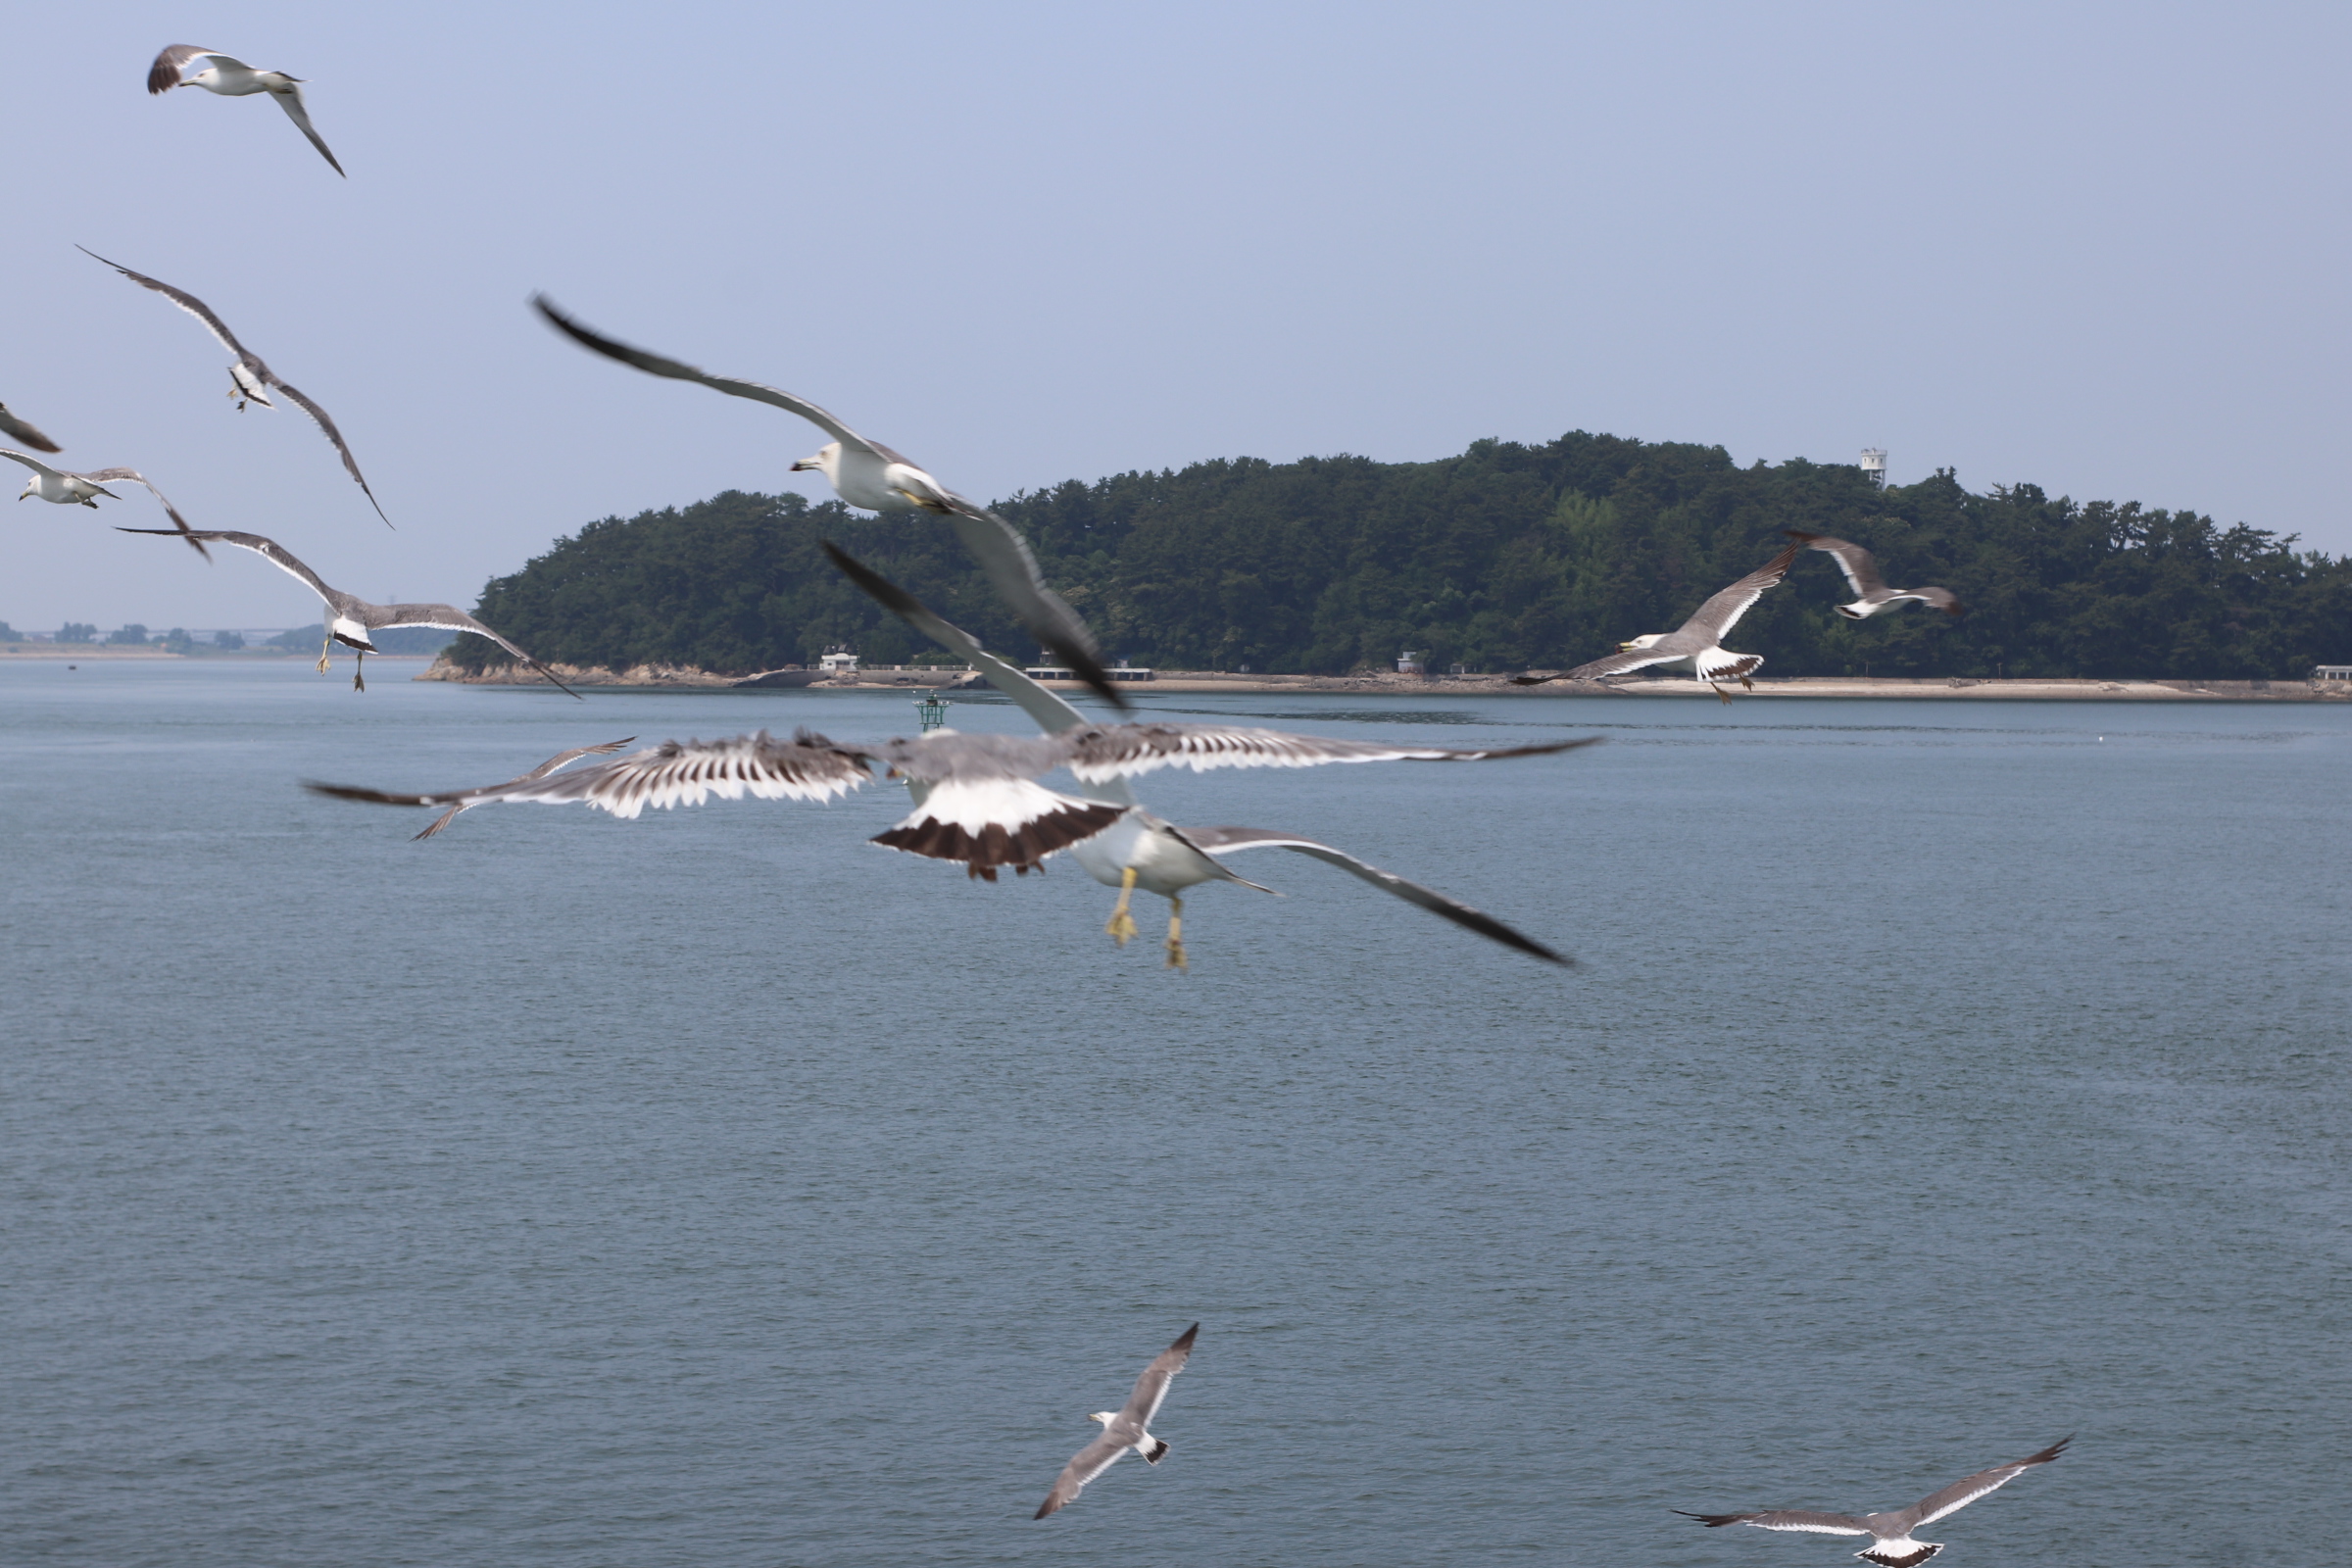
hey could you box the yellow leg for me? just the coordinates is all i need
[1105,865,1139,946]
[1163,895,1188,971]
[317,637,333,676]
[352,650,366,692]
[1712,681,1733,706]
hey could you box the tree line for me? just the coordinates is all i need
[442,431,2352,680]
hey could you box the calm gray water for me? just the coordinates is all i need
[4,662,2346,1567]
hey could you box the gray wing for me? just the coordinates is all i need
[933,507,1123,709]
[270,82,345,176]
[148,45,230,93]
[358,603,579,699]
[1786,530,1886,599]
[1906,585,1964,615]
[412,738,636,840]
[1059,725,1598,782]
[1558,646,1694,681]
[1677,1510,1873,1536]
[268,379,388,524]
[1681,544,1801,639]
[117,528,332,600]
[531,296,879,456]
[1899,1437,2070,1530]
[0,404,62,453]
[1035,1432,1129,1518]
[308,730,873,821]
[77,247,254,364]
[76,469,208,558]
[3,449,69,481]
[1184,828,1569,964]
[1121,1323,1199,1428]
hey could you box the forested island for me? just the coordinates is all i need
[442,432,2351,681]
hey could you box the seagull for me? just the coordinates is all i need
[7,450,207,558]
[1677,1437,2071,1567]
[147,45,345,175]
[77,248,388,525]
[530,295,1125,709]
[0,403,62,454]
[115,527,577,696]
[1512,544,1800,703]
[412,739,636,840]
[303,680,1591,896]
[826,542,1586,967]
[1786,531,1963,618]
[1035,1324,1198,1519]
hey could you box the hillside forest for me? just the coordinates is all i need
[442,432,2352,681]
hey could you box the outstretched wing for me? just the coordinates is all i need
[1899,1437,2070,1530]
[3,448,69,482]
[78,469,207,559]
[531,296,880,456]
[0,405,62,453]
[77,247,254,363]
[118,527,333,599]
[412,738,637,840]
[1035,1432,1129,1519]
[1680,544,1800,640]
[1556,646,1691,681]
[270,83,345,175]
[1058,725,1600,783]
[1786,530,1886,600]
[1906,586,1964,615]
[359,603,578,699]
[1184,827,1569,964]
[148,45,234,93]
[308,730,873,822]
[268,379,387,523]
[1676,1510,1873,1536]
[1120,1324,1199,1429]
[934,507,1124,710]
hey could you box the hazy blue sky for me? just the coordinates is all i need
[7,2,2347,629]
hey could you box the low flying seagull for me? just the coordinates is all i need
[413,738,636,840]
[530,295,1125,709]
[0,403,62,454]
[827,542,1585,967]
[117,527,578,696]
[1512,544,1801,703]
[1786,531,1963,618]
[1035,1324,1198,1519]
[147,45,345,175]
[7,450,206,557]
[78,248,388,524]
[1678,1436,2071,1567]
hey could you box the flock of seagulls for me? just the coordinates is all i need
[22,36,2040,1547]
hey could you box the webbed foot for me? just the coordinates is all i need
[1106,864,1140,946]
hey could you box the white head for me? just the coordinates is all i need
[1618,632,1665,652]
[16,475,33,501]
[790,442,842,480]
[1087,1411,1117,1427]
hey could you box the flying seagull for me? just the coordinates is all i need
[530,295,1125,708]
[1035,1324,1199,1519]
[827,541,1585,967]
[116,527,577,696]
[8,450,207,558]
[77,248,388,525]
[1786,531,1963,618]
[1512,545,1801,703]
[0,403,62,454]
[413,739,636,840]
[304,696,1589,889]
[1678,1436,2071,1567]
[147,45,345,175]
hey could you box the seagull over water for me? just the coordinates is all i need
[117,527,577,696]
[412,739,636,840]
[827,542,1587,967]
[1035,1324,1198,1519]
[8,450,206,557]
[1678,1437,2070,1567]
[1785,531,1963,618]
[530,295,1125,708]
[1513,544,1800,703]
[78,248,389,524]
[0,403,62,454]
[148,45,345,175]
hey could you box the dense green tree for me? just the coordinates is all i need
[440,435,2352,680]
[106,624,148,647]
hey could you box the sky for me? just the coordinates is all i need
[6,1,2348,630]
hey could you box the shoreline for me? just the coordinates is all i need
[416,660,2352,702]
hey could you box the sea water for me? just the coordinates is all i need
[3,661,2345,1566]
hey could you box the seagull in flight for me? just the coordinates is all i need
[1513,545,1800,703]
[8,450,206,557]
[412,739,637,840]
[0,403,62,454]
[78,248,388,525]
[827,542,1587,967]
[530,295,1125,708]
[1678,1437,2070,1567]
[116,527,576,696]
[1035,1324,1198,1519]
[147,45,345,175]
[1786,531,1963,618]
